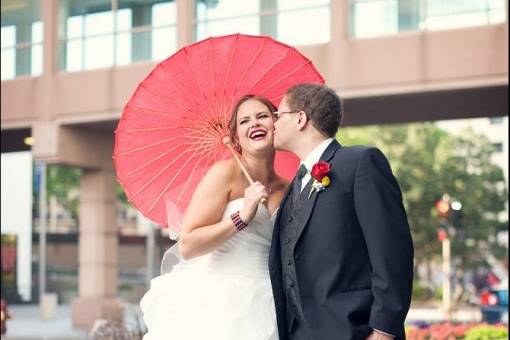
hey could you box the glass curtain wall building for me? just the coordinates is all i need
[1,0,507,80]
[57,0,177,71]
[194,0,331,45]
[1,0,43,80]
[350,0,507,38]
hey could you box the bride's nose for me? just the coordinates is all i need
[249,120,261,130]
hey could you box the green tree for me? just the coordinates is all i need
[33,164,82,225]
[33,163,132,227]
[339,123,508,284]
[47,165,82,224]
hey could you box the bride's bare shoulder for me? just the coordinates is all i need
[199,159,238,191]
[206,158,237,179]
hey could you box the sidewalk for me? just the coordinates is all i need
[1,303,483,340]
[1,304,88,340]
[406,302,482,323]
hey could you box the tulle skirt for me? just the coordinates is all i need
[140,256,279,340]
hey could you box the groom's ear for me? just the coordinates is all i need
[297,111,308,130]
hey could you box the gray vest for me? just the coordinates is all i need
[279,178,313,333]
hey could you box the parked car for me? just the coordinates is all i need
[480,279,508,324]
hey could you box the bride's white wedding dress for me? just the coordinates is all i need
[140,198,279,340]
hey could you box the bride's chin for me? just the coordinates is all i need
[242,144,274,156]
[257,140,275,152]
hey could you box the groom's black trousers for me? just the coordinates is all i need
[288,320,310,340]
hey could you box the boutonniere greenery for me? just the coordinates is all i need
[308,161,331,199]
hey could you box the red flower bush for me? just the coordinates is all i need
[406,322,508,340]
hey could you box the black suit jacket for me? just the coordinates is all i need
[269,140,414,340]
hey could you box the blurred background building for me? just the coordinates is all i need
[1,0,508,331]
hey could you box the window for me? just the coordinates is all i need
[490,117,504,125]
[423,0,506,30]
[58,0,177,72]
[195,0,261,39]
[195,0,330,46]
[1,0,43,80]
[492,142,503,153]
[350,0,507,38]
[350,0,399,38]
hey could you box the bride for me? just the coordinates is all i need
[140,95,289,340]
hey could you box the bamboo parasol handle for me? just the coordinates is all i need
[223,136,268,205]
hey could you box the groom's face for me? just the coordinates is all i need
[273,95,297,151]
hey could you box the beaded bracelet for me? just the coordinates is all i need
[230,211,248,231]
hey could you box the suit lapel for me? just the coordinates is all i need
[293,140,342,249]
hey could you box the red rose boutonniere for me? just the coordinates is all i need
[308,161,331,199]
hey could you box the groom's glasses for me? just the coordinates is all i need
[272,110,300,120]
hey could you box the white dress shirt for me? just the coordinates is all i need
[299,138,334,192]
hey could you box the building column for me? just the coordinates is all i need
[72,168,122,329]
[331,0,349,43]
[43,0,59,75]
[177,0,194,47]
[328,0,350,87]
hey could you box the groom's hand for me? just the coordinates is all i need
[366,329,394,340]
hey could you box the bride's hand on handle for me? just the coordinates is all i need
[239,181,269,224]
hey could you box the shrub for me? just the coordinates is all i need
[406,322,508,340]
[465,325,508,340]
[413,281,435,301]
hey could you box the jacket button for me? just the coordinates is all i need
[288,216,293,222]
[287,260,292,266]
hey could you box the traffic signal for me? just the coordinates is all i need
[435,197,450,218]
[450,201,463,229]
[438,228,448,241]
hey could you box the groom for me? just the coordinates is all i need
[269,83,414,340]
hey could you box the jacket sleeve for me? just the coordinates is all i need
[353,147,414,336]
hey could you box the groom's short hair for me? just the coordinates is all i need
[286,83,343,137]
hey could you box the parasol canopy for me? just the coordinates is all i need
[114,33,325,229]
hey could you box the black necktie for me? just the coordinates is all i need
[292,164,308,203]
[297,164,307,180]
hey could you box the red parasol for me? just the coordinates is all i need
[114,33,324,229]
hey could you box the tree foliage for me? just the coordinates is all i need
[34,164,131,226]
[47,165,82,223]
[338,122,508,271]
